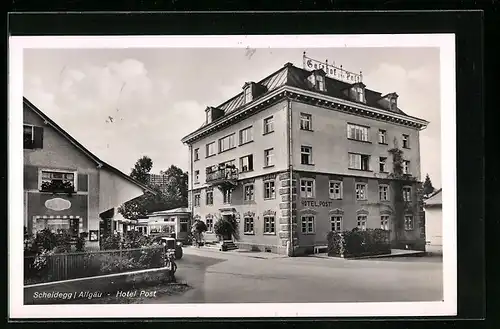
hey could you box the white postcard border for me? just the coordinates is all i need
[9,34,456,318]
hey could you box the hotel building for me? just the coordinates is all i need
[181,59,429,256]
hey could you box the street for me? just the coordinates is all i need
[147,247,443,303]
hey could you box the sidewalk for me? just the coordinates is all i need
[183,245,288,260]
[311,249,427,260]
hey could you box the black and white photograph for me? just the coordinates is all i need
[9,34,457,318]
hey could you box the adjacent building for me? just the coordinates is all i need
[23,97,154,249]
[136,207,191,242]
[424,189,443,255]
[181,60,429,256]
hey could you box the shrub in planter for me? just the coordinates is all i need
[327,228,391,258]
[213,216,240,241]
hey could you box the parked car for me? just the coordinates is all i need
[154,236,183,260]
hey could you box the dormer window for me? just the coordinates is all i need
[350,82,366,103]
[316,75,325,91]
[243,82,255,104]
[205,106,224,124]
[388,93,399,111]
[206,110,212,124]
[244,85,252,103]
[379,92,399,111]
[308,70,327,92]
[356,86,365,102]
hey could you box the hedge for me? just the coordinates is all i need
[327,228,391,258]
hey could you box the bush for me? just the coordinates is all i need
[98,247,165,275]
[327,228,390,258]
[214,216,240,241]
[100,233,122,250]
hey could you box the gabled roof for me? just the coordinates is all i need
[23,97,156,194]
[424,188,442,206]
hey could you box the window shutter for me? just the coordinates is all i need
[24,165,39,190]
[32,126,44,149]
[77,173,88,192]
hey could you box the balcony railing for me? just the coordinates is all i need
[206,167,239,186]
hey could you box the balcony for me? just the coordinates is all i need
[206,165,239,188]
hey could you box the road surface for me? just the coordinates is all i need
[147,247,443,303]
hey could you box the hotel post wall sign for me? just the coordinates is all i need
[303,52,363,84]
[45,197,72,211]
[301,200,334,208]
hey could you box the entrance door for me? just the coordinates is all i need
[222,214,235,241]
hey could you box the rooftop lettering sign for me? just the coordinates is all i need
[303,52,363,84]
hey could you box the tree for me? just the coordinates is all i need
[191,220,208,245]
[130,156,153,185]
[118,161,189,220]
[160,165,188,209]
[422,174,435,196]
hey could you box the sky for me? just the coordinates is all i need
[23,47,442,188]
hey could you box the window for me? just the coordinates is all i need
[403,160,410,175]
[300,113,312,131]
[219,134,235,152]
[402,134,410,148]
[379,184,389,201]
[263,116,274,134]
[206,142,216,157]
[264,148,274,167]
[356,86,365,102]
[24,124,44,150]
[355,183,367,200]
[263,216,275,234]
[244,86,252,103]
[223,189,232,204]
[301,146,313,165]
[264,180,276,199]
[206,190,213,205]
[347,123,369,142]
[194,193,201,207]
[316,75,325,91]
[403,186,412,202]
[33,217,80,238]
[300,179,315,198]
[379,157,387,172]
[206,218,214,232]
[404,215,414,230]
[329,181,342,200]
[194,148,200,161]
[381,215,390,230]
[378,129,387,144]
[40,170,76,193]
[357,215,367,230]
[244,217,254,234]
[301,216,315,234]
[180,218,189,233]
[194,170,200,184]
[349,153,370,171]
[239,126,253,145]
[206,110,212,124]
[330,216,342,231]
[244,184,254,201]
[240,154,254,172]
